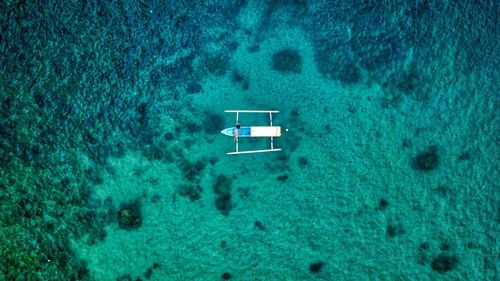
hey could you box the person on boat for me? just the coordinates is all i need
[233,123,241,141]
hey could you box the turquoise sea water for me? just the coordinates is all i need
[1,1,498,280]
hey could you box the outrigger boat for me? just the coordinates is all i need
[221,110,285,155]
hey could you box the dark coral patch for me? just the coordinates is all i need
[178,184,202,201]
[338,65,361,84]
[387,223,405,237]
[206,53,230,76]
[458,151,470,161]
[204,112,225,134]
[254,220,265,231]
[431,254,458,273]
[309,261,324,273]
[248,44,260,53]
[297,156,308,168]
[179,159,206,182]
[213,174,232,195]
[277,174,288,182]
[215,194,233,216]
[117,200,142,230]
[231,71,250,90]
[186,81,202,94]
[376,198,389,210]
[411,145,439,171]
[272,49,302,74]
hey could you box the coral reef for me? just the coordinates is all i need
[117,200,143,230]
[213,175,233,216]
[412,145,439,171]
[431,254,458,273]
[177,184,203,202]
[0,1,496,280]
[271,49,303,74]
[309,261,324,273]
[386,222,405,238]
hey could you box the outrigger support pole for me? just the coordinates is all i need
[269,112,274,149]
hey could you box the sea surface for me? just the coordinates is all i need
[1,1,498,280]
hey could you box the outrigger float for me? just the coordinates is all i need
[221,110,285,155]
